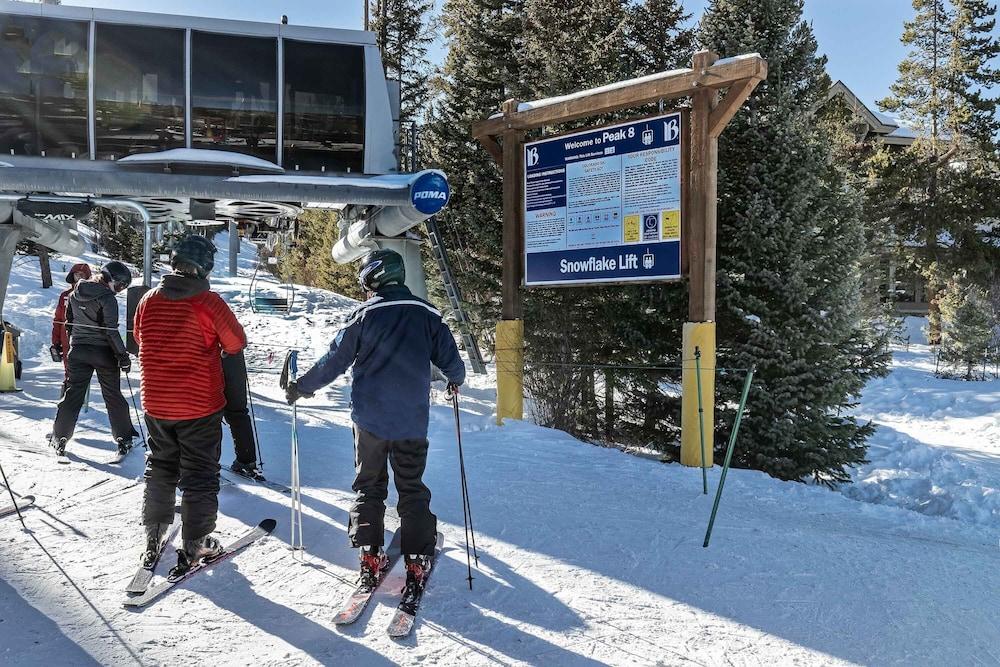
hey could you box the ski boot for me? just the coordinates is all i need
[169,534,224,580]
[400,554,433,609]
[231,460,266,482]
[48,434,68,458]
[358,545,390,591]
[142,522,172,568]
[115,437,133,458]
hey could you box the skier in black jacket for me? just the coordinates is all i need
[50,261,137,459]
[285,249,466,601]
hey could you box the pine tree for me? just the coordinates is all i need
[939,274,995,379]
[369,0,438,124]
[699,0,890,484]
[422,0,527,338]
[95,209,144,265]
[876,0,1000,344]
[626,0,694,74]
[279,209,364,300]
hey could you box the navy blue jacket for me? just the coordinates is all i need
[297,285,466,440]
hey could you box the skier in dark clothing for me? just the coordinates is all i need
[285,249,466,600]
[224,350,264,480]
[51,262,93,384]
[50,261,137,459]
[134,235,246,576]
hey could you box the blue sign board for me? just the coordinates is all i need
[523,112,683,286]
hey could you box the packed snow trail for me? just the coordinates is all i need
[1,239,998,665]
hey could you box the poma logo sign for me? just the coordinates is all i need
[413,191,447,201]
[410,171,451,215]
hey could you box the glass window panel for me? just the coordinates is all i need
[191,31,277,162]
[94,24,184,159]
[0,16,88,157]
[283,39,364,173]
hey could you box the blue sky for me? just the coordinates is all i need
[65,0,925,111]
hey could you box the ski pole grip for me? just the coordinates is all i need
[289,350,298,379]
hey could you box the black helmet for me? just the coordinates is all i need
[171,234,216,278]
[358,249,405,291]
[101,261,133,292]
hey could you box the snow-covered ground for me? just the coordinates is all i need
[848,320,1000,529]
[1,236,999,666]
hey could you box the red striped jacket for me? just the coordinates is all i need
[134,274,246,420]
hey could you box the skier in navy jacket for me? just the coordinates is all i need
[285,249,465,596]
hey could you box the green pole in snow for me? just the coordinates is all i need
[694,347,707,495]
[703,365,755,548]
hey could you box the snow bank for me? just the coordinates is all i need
[849,339,1000,528]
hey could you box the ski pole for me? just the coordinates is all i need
[703,365,755,548]
[451,389,478,590]
[289,351,304,555]
[83,381,90,413]
[124,370,147,449]
[694,347,708,495]
[245,374,264,470]
[0,457,26,528]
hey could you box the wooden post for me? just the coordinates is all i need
[681,50,720,468]
[496,99,526,423]
[688,50,720,323]
[604,369,614,441]
[500,99,524,320]
[37,245,52,289]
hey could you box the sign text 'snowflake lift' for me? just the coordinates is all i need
[522,112,683,287]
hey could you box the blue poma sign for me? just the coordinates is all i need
[410,171,451,215]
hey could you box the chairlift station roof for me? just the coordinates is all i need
[0,0,436,225]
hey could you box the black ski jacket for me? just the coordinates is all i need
[66,279,128,358]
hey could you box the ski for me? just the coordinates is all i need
[125,520,182,595]
[387,532,444,639]
[220,466,291,495]
[332,529,403,625]
[123,519,276,609]
[0,495,34,519]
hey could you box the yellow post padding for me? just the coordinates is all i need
[495,320,524,425]
[0,331,17,392]
[681,322,715,467]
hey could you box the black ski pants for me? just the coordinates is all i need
[222,351,256,464]
[52,344,134,442]
[350,425,437,556]
[143,411,223,540]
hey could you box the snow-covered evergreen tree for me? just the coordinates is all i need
[699,0,889,484]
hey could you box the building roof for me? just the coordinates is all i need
[822,80,917,146]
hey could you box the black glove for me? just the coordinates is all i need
[117,354,131,373]
[285,380,314,405]
[445,381,461,399]
[49,344,63,363]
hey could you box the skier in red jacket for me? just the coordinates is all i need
[134,234,246,576]
[50,262,92,383]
